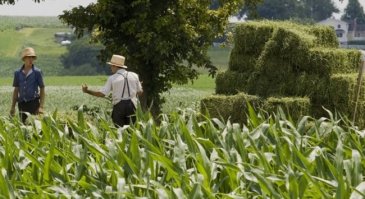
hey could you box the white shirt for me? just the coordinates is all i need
[100,69,143,106]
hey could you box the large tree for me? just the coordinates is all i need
[58,0,253,115]
[341,0,365,24]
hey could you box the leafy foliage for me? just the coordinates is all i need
[60,36,108,75]
[247,0,339,22]
[341,0,365,24]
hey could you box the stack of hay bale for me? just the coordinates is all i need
[202,21,364,126]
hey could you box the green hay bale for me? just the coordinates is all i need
[200,93,262,123]
[201,93,311,123]
[306,48,361,75]
[328,74,359,114]
[215,71,251,95]
[263,97,311,121]
[247,65,331,101]
[310,25,339,48]
[228,49,257,72]
[233,22,275,55]
[256,27,315,71]
[247,60,297,97]
[311,74,365,127]
[232,21,338,56]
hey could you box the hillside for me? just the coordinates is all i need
[0,16,231,77]
[0,16,71,77]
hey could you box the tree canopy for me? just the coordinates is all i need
[246,0,339,22]
[61,36,108,75]
[59,0,253,115]
[341,0,365,24]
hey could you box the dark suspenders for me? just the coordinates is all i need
[118,72,131,98]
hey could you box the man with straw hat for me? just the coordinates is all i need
[82,54,143,127]
[10,47,45,123]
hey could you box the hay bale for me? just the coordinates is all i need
[328,74,364,124]
[201,93,311,123]
[228,49,257,72]
[310,25,339,48]
[233,22,275,55]
[310,74,365,127]
[215,71,251,95]
[263,97,311,121]
[200,93,262,123]
[306,48,361,75]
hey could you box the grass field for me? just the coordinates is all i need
[0,27,70,76]
[0,75,215,118]
[0,16,65,30]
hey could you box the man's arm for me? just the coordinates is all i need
[137,90,143,97]
[10,87,19,116]
[39,87,45,107]
[137,79,143,97]
[38,87,45,113]
[82,84,105,97]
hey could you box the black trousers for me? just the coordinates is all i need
[18,98,40,123]
[112,100,136,127]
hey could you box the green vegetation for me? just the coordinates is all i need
[1,14,365,199]
[60,0,242,115]
[0,75,215,118]
[0,16,66,30]
[0,16,231,77]
[0,27,70,77]
[0,105,364,198]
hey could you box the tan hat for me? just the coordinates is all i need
[107,54,127,68]
[21,47,37,60]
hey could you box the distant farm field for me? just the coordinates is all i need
[0,16,65,30]
[0,16,232,77]
[0,27,69,76]
[0,16,70,76]
[0,75,215,118]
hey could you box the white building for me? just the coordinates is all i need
[318,18,365,49]
[318,18,349,45]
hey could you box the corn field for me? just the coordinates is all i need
[0,104,365,198]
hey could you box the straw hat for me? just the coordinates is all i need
[21,47,37,60]
[107,54,127,68]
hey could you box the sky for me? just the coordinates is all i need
[0,0,364,18]
[0,0,96,16]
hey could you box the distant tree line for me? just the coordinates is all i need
[341,0,365,24]
[248,0,339,22]
[211,0,365,24]
[61,35,109,75]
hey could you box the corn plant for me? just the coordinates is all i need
[0,105,364,198]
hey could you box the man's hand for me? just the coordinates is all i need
[38,107,44,114]
[10,107,15,116]
[82,84,88,93]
